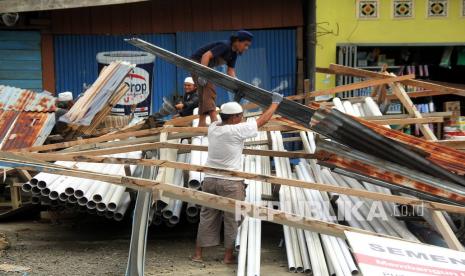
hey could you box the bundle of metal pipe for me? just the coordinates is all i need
[271,130,356,275]
[21,153,139,221]
[237,120,269,276]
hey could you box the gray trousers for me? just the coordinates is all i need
[196,177,246,249]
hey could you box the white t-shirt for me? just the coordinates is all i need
[205,120,258,180]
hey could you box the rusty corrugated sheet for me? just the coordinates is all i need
[0,86,57,112]
[357,117,465,175]
[317,151,465,205]
[0,110,19,142]
[1,112,52,151]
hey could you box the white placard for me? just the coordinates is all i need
[345,231,465,276]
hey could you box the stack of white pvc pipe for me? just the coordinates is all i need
[22,152,140,221]
[271,130,343,275]
[237,119,269,276]
[161,149,189,225]
[188,108,218,190]
[326,97,422,241]
[299,133,419,242]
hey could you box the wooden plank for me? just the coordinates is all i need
[370,117,444,125]
[431,211,464,251]
[288,74,415,100]
[328,64,465,97]
[18,126,207,152]
[362,112,452,121]
[25,152,465,215]
[391,82,437,141]
[16,169,31,181]
[435,140,465,150]
[18,124,297,153]
[54,141,316,159]
[389,83,464,251]
[0,0,149,13]
[10,183,21,209]
[385,90,454,100]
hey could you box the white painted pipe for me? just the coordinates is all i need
[21,182,32,192]
[169,198,183,224]
[364,97,383,116]
[92,164,123,203]
[86,200,97,209]
[271,132,295,272]
[97,184,118,212]
[188,136,203,189]
[332,97,345,112]
[298,160,357,276]
[352,102,363,117]
[237,217,249,276]
[105,210,114,220]
[31,186,41,195]
[355,102,366,117]
[31,195,41,204]
[342,100,356,116]
[68,195,78,204]
[114,192,131,221]
[186,202,199,217]
[152,215,163,226]
[77,196,88,206]
[37,173,61,189]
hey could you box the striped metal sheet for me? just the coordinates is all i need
[0,31,42,91]
[0,85,57,112]
[175,29,296,105]
[54,34,176,113]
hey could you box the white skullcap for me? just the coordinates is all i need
[58,91,73,102]
[184,77,195,84]
[220,102,243,115]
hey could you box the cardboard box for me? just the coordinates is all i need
[444,101,461,121]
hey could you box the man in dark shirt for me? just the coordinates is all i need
[175,77,199,117]
[190,30,253,127]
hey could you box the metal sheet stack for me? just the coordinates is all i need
[59,61,133,135]
[21,152,140,221]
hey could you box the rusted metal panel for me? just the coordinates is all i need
[0,110,19,142]
[316,150,465,205]
[357,117,465,175]
[1,112,51,151]
[0,86,57,112]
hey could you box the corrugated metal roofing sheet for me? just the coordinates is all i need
[1,112,54,150]
[0,111,55,151]
[0,85,57,112]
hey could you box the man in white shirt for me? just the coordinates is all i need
[192,92,283,264]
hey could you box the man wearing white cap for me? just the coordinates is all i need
[192,91,283,264]
[175,77,199,117]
